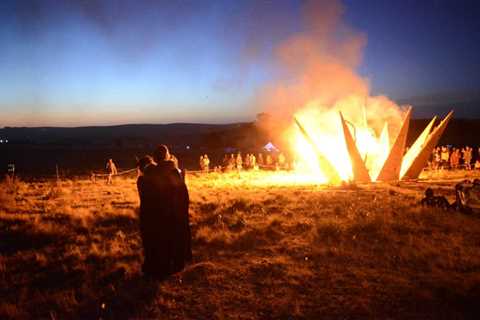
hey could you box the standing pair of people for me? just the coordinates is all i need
[136,145,192,279]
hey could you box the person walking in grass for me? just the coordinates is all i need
[106,158,118,184]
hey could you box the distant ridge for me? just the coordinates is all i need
[2,122,245,130]
[397,90,480,119]
[0,122,246,146]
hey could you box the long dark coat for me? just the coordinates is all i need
[137,160,191,277]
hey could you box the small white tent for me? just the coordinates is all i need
[263,142,279,152]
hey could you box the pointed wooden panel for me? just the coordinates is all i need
[339,112,371,183]
[399,116,437,178]
[362,105,368,128]
[294,117,341,183]
[379,122,390,152]
[402,111,453,179]
[376,107,412,181]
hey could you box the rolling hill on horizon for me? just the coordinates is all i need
[0,123,245,146]
[2,116,480,147]
[398,90,480,119]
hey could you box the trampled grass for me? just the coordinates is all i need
[1,171,480,319]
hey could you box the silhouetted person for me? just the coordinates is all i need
[278,152,286,169]
[199,155,204,171]
[265,154,273,168]
[136,155,155,274]
[222,154,229,170]
[250,154,257,170]
[202,154,210,173]
[258,153,264,168]
[463,146,473,170]
[475,160,480,170]
[106,158,118,184]
[228,154,235,171]
[440,146,449,169]
[454,179,480,214]
[236,152,243,171]
[139,145,191,278]
[450,148,459,170]
[420,187,450,210]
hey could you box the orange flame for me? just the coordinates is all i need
[288,96,406,183]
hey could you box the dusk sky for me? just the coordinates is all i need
[1,0,479,126]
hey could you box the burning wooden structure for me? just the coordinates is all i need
[294,109,453,183]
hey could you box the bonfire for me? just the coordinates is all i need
[290,104,453,184]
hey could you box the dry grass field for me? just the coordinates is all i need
[2,170,480,319]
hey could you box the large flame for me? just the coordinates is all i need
[289,96,406,183]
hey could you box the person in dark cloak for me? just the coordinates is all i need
[138,145,192,278]
[136,155,156,274]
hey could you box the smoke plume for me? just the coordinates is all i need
[257,0,408,139]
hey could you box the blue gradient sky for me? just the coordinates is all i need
[1,0,479,126]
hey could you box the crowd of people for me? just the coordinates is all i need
[429,146,480,171]
[196,146,480,174]
[200,146,480,174]
[199,152,292,173]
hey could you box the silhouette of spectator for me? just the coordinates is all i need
[136,155,155,272]
[266,154,273,168]
[420,187,450,210]
[138,145,191,278]
[440,147,450,169]
[450,148,459,170]
[475,160,480,170]
[250,154,257,170]
[222,154,229,170]
[454,179,480,214]
[462,146,472,170]
[236,152,243,171]
[278,152,286,170]
[202,154,210,173]
[244,154,251,170]
[258,153,264,168]
[106,158,118,184]
[433,147,441,170]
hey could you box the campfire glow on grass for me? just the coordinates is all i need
[290,103,453,184]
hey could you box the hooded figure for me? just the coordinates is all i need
[137,145,192,278]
